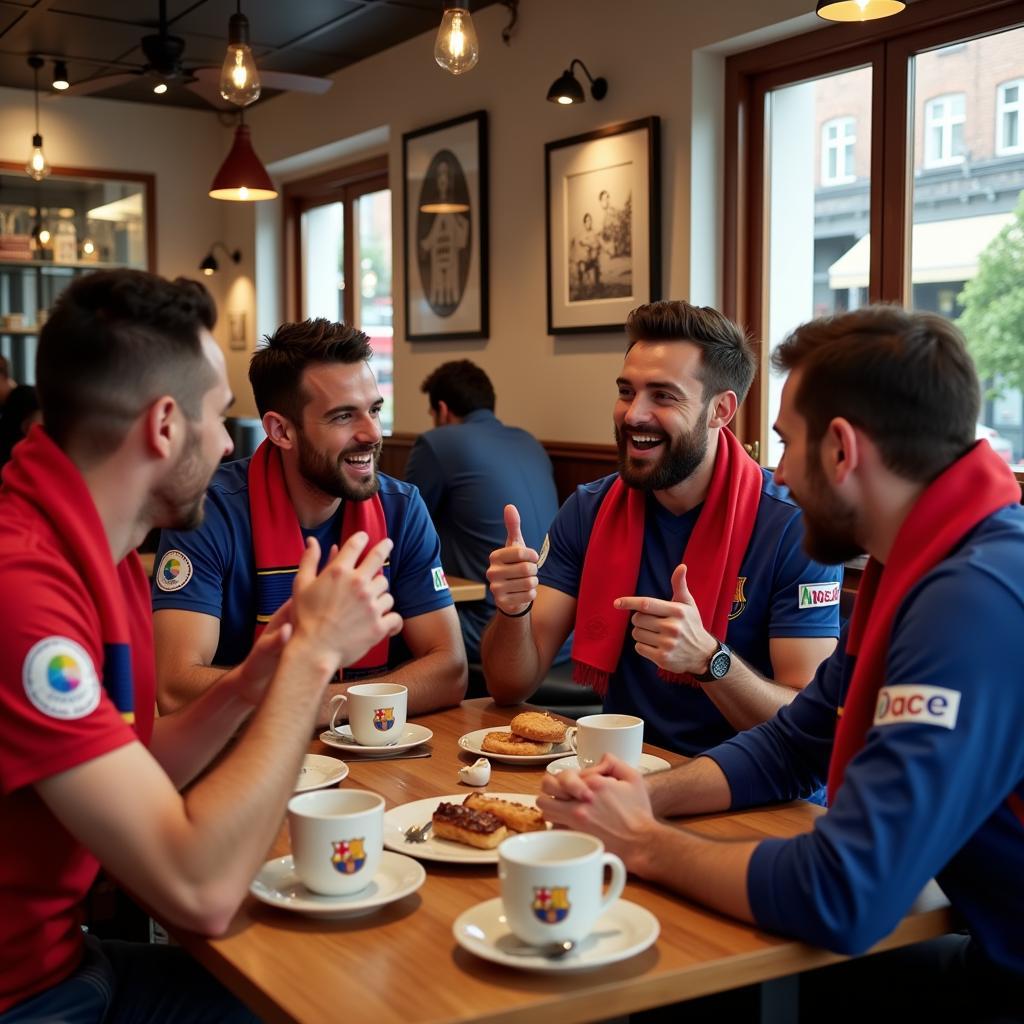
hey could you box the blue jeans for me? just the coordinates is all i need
[1,935,259,1024]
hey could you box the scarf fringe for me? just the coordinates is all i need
[572,660,609,697]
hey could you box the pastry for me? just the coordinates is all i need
[431,802,507,849]
[481,731,553,756]
[463,792,546,833]
[509,711,567,744]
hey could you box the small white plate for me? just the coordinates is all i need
[295,754,349,793]
[453,896,659,972]
[319,722,433,755]
[250,851,425,918]
[383,793,546,864]
[459,727,570,765]
[546,753,672,777]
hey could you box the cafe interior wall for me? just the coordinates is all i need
[240,0,819,442]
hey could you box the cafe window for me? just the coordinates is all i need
[821,117,857,185]
[284,157,393,434]
[724,3,1024,471]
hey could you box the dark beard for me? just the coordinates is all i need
[297,430,382,502]
[794,450,863,564]
[615,405,709,492]
[148,426,211,530]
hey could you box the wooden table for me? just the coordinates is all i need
[171,700,952,1024]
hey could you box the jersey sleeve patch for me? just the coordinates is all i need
[155,549,193,593]
[537,533,551,570]
[23,636,101,720]
[431,567,449,592]
[873,684,961,730]
[797,581,841,609]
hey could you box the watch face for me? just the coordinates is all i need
[709,649,731,679]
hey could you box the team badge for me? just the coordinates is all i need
[331,838,367,874]
[873,685,961,730]
[156,549,193,593]
[373,707,396,731]
[431,567,449,592]
[537,534,550,570]
[532,886,570,924]
[23,636,101,720]
[728,577,748,621]
[797,581,840,610]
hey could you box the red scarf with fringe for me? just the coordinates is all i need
[827,441,1020,803]
[572,428,763,695]
[247,439,389,671]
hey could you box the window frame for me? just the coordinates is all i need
[821,115,858,185]
[923,92,967,167]
[996,77,1024,155]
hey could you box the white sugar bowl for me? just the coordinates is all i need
[458,757,491,786]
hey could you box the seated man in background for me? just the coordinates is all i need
[405,359,562,667]
[0,270,400,1020]
[152,319,466,719]
[484,300,842,756]
[540,307,1024,1022]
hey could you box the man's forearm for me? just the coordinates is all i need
[699,654,798,732]
[157,663,228,715]
[480,612,544,704]
[647,755,734,818]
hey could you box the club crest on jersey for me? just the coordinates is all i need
[156,550,193,593]
[797,581,840,610]
[431,567,449,592]
[373,706,396,731]
[728,577,748,621]
[23,636,101,720]
[331,838,367,874]
[532,886,570,924]
[873,685,961,730]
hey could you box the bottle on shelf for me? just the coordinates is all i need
[53,213,78,264]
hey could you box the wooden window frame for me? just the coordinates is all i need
[723,0,1024,456]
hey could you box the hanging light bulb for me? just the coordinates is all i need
[219,4,261,106]
[434,4,479,75]
[25,57,50,181]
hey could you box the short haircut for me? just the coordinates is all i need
[772,305,979,483]
[625,300,757,403]
[36,270,217,457]
[0,355,9,380]
[420,360,495,417]
[249,319,372,424]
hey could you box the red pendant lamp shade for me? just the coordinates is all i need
[209,124,278,202]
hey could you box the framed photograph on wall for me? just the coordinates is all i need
[403,110,489,340]
[545,116,660,334]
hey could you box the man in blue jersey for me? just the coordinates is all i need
[152,319,467,719]
[405,359,561,666]
[539,306,1024,1020]
[483,300,842,755]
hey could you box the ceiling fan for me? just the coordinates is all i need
[61,0,332,108]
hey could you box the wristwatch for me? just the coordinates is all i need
[695,638,732,682]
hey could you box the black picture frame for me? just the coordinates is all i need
[545,116,661,335]
[402,110,489,341]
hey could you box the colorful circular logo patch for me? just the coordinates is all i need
[23,637,100,720]
[155,549,193,593]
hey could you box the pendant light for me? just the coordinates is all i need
[434,3,479,75]
[52,61,70,91]
[209,114,277,202]
[25,57,51,181]
[219,0,261,106]
[816,0,905,21]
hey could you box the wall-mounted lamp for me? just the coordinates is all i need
[52,60,69,91]
[547,59,607,105]
[816,0,904,21]
[25,57,50,181]
[199,242,242,276]
[209,114,277,201]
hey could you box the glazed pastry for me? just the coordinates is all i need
[463,792,546,833]
[431,802,507,849]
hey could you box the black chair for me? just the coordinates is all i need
[467,659,601,720]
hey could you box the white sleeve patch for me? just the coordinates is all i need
[431,567,450,592]
[537,534,550,570]
[873,685,961,730]
[797,581,841,609]
[155,550,193,593]
[23,636,101,720]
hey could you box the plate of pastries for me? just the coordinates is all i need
[458,712,571,765]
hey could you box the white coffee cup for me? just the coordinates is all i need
[565,713,644,770]
[287,789,384,896]
[328,682,408,746]
[498,831,626,946]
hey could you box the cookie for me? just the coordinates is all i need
[464,792,546,833]
[481,731,553,756]
[510,711,567,744]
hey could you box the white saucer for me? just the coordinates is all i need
[546,753,672,777]
[295,754,349,793]
[319,722,433,755]
[250,851,425,918]
[459,727,570,765]
[383,793,546,864]
[453,896,659,971]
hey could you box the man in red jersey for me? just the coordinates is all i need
[0,270,400,1022]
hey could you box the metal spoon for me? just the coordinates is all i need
[403,820,433,843]
[502,939,576,959]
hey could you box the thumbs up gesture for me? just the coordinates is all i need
[486,504,540,617]
[613,563,718,675]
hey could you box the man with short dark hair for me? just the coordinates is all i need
[539,306,1024,1021]
[405,359,561,665]
[153,318,466,719]
[0,271,400,1020]
[484,300,842,755]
